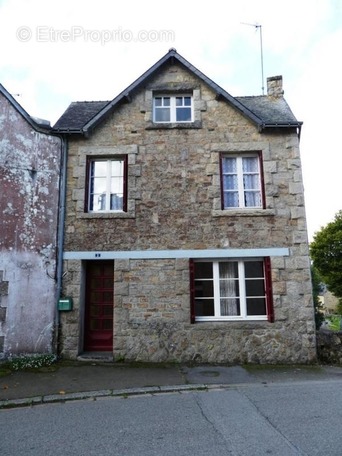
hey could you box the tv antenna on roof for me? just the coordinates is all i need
[241,22,265,95]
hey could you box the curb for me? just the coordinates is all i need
[0,384,208,409]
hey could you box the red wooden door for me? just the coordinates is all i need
[84,261,114,351]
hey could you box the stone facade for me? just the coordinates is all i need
[0,86,62,357]
[58,54,316,364]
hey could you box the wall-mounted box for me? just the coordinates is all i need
[58,297,73,311]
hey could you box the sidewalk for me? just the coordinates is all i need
[1,360,342,408]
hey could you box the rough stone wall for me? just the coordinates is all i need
[0,93,61,357]
[60,62,316,363]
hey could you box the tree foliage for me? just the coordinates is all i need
[310,265,324,329]
[310,210,342,301]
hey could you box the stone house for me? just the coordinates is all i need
[54,49,316,364]
[0,84,62,357]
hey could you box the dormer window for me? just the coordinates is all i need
[153,95,193,123]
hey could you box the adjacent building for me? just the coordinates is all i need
[0,84,62,357]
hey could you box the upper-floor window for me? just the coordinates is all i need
[153,95,193,123]
[190,258,273,322]
[87,157,127,212]
[221,154,264,209]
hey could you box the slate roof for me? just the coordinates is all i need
[236,96,299,126]
[53,101,109,131]
[53,49,302,135]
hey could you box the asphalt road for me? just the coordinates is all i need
[1,380,342,455]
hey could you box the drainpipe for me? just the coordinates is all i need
[55,135,68,354]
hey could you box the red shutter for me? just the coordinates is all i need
[258,151,266,209]
[219,153,224,210]
[264,257,274,322]
[84,156,91,212]
[123,155,128,213]
[189,259,196,324]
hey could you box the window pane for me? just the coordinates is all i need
[195,280,214,298]
[223,175,238,190]
[194,263,214,317]
[219,262,238,279]
[110,194,123,210]
[92,177,106,194]
[247,298,266,315]
[245,191,261,207]
[245,261,264,278]
[184,96,191,106]
[220,298,240,316]
[220,278,239,297]
[219,264,239,316]
[111,176,123,194]
[176,97,183,106]
[195,263,213,279]
[243,157,259,173]
[92,161,107,177]
[222,157,236,173]
[245,279,265,296]
[224,191,239,208]
[155,108,170,122]
[243,174,259,189]
[219,263,239,316]
[176,107,191,122]
[154,97,162,107]
[195,299,214,316]
[111,160,123,177]
[163,97,170,106]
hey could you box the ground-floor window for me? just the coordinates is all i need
[190,258,273,322]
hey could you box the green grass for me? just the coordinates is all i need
[326,315,342,331]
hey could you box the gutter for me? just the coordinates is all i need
[259,122,303,139]
[53,128,84,135]
[55,135,68,354]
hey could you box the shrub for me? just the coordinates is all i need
[8,353,57,371]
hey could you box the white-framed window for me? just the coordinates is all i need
[153,95,193,123]
[191,259,273,322]
[87,157,126,212]
[221,154,263,209]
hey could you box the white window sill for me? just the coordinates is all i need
[195,316,268,322]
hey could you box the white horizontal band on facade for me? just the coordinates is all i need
[63,248,290,261]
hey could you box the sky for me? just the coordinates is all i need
[0,0,341,242]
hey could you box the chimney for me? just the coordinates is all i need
[267,75,284,98]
